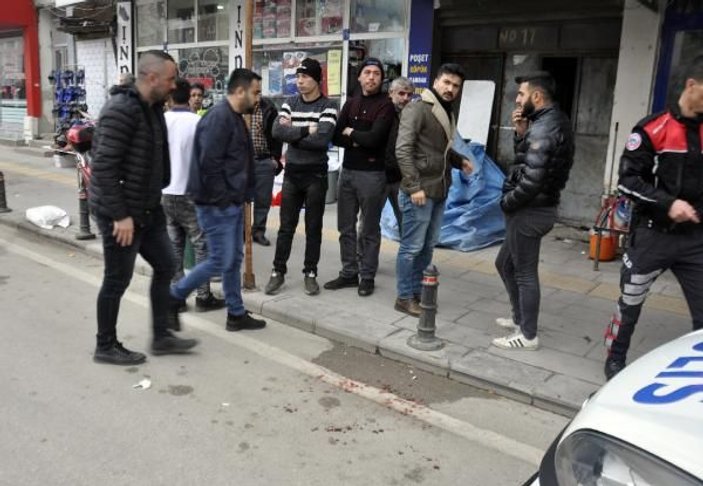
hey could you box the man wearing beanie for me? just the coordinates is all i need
[325,57,395,297]
[264,58,338,296]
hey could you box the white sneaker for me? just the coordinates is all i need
[492,331,540,351]
[495,317,518,329]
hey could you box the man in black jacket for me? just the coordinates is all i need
[170,68,266,333]
[325,58,395,297]
[604,57,703,380]
[492,71,574,351]
[90,51,199,365]
[251,96,283,246]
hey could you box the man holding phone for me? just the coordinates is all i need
[492,71,574,350]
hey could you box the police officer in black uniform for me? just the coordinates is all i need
[605,56,703,380]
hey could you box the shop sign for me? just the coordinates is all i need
[407,0,434,90]
[230,0,248,69]
[116,2,134,74]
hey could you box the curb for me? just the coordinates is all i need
[0,213,590,417]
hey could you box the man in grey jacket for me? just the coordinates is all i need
[394,64,473,316]
[264,58,338,296]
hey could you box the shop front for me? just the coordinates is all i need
[436,0,625,226]
[0,0,41,141]
[135,0,414,111]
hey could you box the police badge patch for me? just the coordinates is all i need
[626,133,642,151]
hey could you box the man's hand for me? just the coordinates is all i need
[461,158,474,175]
[113,217,135,247]
[668,199,700,223]
[279,116,291,127]
[309,123,319,135]
[512,108,528,138]
[342,127,354,137]
[411,190,427,207]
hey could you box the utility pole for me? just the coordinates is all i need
[241,0,257,290]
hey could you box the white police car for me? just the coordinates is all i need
[524,329,703,485]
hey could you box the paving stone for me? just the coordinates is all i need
[260,296,319,332]
[242,290,292,314]
[465,298,513,317]
[315,310,401,353]
[534,374,600,414]
[538,327,598,357]
[487,346,604,386]
[541,271,599,293]
[453,309,501,330]
[378,329,470,377]
[436,321,495,350]
[451,349,553,400]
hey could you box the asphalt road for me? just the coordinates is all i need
[0,224,568,485]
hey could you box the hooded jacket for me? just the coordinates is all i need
[89,84,171,225]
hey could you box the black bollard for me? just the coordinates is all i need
[75,157,95,240]
[0,171,11,213]
[407,265,444,351]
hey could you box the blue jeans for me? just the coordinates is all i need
[171,204,245,316]
[396,192,445,299]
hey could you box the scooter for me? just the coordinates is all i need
[54,115,96,240]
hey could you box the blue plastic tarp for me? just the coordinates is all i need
[381,137,506,252]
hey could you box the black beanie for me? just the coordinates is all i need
[359,57,385,80]
[296,58,322,85]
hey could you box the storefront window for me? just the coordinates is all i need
[296,0,343,37]
[253,44,343,102]
[168,0,196,44]
[254,0,292,40]
[137,0,166,46]
[350,0,406,34]
[347,38,403,95]
[175,46,229,101]
[198,0,230,42]
[0,36,25,101]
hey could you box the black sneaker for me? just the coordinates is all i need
[195,294,226,312]
[151,331,199,355]
[323,275,359,290]
[304,271,320,296]
[226,312,267,332]
[94,341,146,365]
[358,278,375,297]
[265,271,285,295]
[604,357,626,380]
[253,233,271,246]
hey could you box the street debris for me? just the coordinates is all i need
[25,205,70,230]
[132,378,151,390]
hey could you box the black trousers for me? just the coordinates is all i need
[95,208,175,347]
[606,226,703,361]
[495,206,556,339]
[273,172,328,275]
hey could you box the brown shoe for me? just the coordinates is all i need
[395,298,422,317]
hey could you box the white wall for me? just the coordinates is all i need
[76,38,117,118]
[604,0,663,193]
[38,8,55,136]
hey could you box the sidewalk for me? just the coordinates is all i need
[0,149,691,416]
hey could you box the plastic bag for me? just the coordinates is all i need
[25,206,71,230]
[381,137,505,252]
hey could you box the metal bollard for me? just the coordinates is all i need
[407,265,445,351]
[75,159,95,240]
[0,171,11,213]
